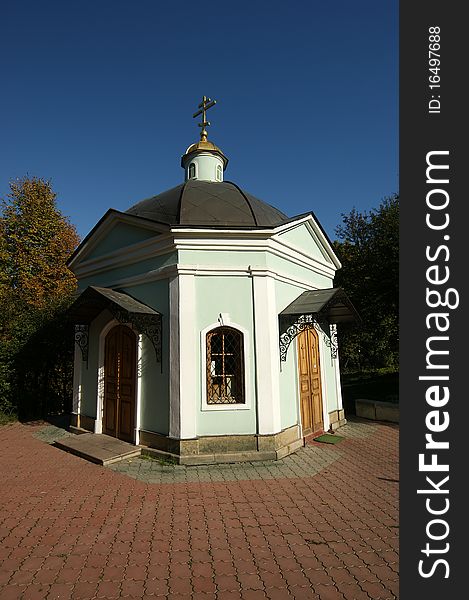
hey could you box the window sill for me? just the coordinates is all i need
[201,403,251,412]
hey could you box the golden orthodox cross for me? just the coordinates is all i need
[193,96,216,141]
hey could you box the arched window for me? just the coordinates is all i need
[188,162,196,179]
[206,326,245,404]
[216,164,222,181]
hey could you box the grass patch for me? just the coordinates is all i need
[0,410,17,426]
[341,369,398,415]
[313,434,344,444]
[140,452,178,466]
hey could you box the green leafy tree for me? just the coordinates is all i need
[0,177,80,419]
[333,195,399,371]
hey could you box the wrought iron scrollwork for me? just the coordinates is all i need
[108,305,162,363]
[279,314,338,362]
[329,324,338,359]
[131,314,162,364]
[75,324,89,363]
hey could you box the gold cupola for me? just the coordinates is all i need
[181,96,228,182]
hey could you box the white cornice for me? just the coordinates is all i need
[96,263,326,293]
[72,214,338,281]
[76,264,179,292]
[171,214,341,270]
[173,238,336,279]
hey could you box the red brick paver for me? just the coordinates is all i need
[0,419,399,598]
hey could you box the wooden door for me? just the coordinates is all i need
[104,325,136,442]
[298,328,324,436]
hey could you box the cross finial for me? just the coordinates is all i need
[193,95,217,142]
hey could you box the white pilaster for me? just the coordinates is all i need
[72,343,83,421]
[135,334,143,445]
[332,324,344,410]
[168,276,181,438]
[251,270,282,434]
[178,273,197,438]
[169,273,197,439]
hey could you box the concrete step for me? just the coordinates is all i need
[54,433,141,466]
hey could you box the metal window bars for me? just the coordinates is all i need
[206,327,245,404]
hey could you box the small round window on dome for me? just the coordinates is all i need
[189,163,196,179]
[216,164,222,181]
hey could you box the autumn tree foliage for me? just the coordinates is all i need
[1,177,79,308]
[0,177,80,420]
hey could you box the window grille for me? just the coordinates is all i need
[216,164,222,181]
[206,327,245,404]
[189,163,196,178]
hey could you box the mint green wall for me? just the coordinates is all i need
[185,153,225,182]
[121,280,170,435]
[179,249,267,268]
[319,330,340,414]
[276,224,334,265]
[193,275,257,436]
[86,223,159,260]
[267,253,332,291]
[80,309,113,419]
[275,281,302,430]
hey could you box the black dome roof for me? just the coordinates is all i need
[126,180,288,228]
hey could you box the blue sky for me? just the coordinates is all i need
[0,0,398,241]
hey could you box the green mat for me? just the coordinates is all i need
[313,433,344,444]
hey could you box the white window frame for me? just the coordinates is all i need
[188,162,197,179]
[200,320,252,411]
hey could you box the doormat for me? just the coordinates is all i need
[313,434,344,444]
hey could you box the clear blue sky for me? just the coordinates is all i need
[0,0,398,241]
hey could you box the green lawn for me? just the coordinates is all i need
[340,370,399,415]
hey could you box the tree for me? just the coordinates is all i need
[333,195,399,371]
[1,176,79,308]
[0,176,80,419]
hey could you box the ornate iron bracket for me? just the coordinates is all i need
[279,314,338,362]
[108,306,162,364]
[75,324,89,363]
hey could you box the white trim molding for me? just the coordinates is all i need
[178,273,197,438]
[251,271,282,435]
[318,333,330,433]
[168,276,181,438]
[168,274,197,439]
[72,343,83,421]
[135,334,144,445]
[332,325,344,414]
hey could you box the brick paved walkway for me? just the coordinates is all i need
[0,418,398,599]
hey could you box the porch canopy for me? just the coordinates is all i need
[68,286,162,363]
[278,287,360,361]
[280,287,360,324]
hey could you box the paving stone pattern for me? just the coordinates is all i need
[0,419,399,599]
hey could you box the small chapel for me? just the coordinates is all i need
[67,97,358,464]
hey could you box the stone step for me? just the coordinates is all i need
[54,433,141,466]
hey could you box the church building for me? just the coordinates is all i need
[67,97,358,464]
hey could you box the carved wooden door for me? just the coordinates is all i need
[104,325,136,442]
[298,328,324,436]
